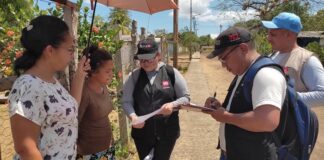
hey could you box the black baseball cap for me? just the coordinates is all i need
[207,27,251,59]
[135,39,158,60]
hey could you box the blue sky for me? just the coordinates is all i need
[38,0,260,38]
[37,0,322,38]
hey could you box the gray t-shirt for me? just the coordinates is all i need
[122,62,190,116]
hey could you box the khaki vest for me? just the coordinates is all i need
[276,47,313,92]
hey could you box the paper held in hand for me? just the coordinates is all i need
[179,103,216,112]
[132,108,163,125]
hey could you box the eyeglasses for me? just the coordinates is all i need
[139,57,155,63]
[218,45,239,63]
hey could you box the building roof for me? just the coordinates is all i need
[298,31,324,38]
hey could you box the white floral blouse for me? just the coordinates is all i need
[8,75,78,160]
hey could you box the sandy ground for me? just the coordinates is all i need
[171,52,234,160]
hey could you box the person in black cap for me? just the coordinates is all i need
[122,38,190,160]
[205,27,287,160]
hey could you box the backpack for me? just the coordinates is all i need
[242,57,319,160]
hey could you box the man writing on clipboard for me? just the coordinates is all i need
[204,27,286,160]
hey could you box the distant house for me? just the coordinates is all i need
[297,31,324,47]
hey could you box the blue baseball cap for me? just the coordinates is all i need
[261,12,303,33]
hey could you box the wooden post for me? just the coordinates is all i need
[59,2,79,90]
[115,31,129,146]
[173,0,179,68]
[64,1,79,88]
[140,27,146,40]
[131,20,138,69]
[160,36,168,63]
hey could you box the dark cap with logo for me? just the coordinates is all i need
[207,27,252,59]
[135,39,159,60]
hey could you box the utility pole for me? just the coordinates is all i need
[189,0,193,60]
[173,0,178,68]
[220,24,223,33]
[190,0,192,33]
[193,16,198,35]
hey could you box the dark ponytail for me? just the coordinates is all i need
[82,45,112,76]
[14,15,69,75]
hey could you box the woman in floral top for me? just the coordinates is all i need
[8,15,90,160]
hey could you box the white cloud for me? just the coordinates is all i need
[170,0,258,25]
[210,34,218,39]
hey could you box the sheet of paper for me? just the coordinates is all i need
[132,108,163,125]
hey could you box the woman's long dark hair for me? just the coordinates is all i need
[14,15,69,75]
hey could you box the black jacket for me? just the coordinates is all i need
[131,66,180,140]
[222,74,277,160]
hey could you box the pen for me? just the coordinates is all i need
[210,92,217,110]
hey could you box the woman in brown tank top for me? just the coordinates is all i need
[77,45,115,160]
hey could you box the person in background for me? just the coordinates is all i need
[8,15,89,160]
[262,12,324,107]
[205,27,287,160]
[122,39,190,160]
[77,45,115,160]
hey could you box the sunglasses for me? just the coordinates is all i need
[218,45,239,63]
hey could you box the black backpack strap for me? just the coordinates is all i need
[165,64,175,87]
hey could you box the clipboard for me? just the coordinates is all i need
[178,103,216,112]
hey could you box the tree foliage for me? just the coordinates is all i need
[198,34,214,47]
[0,0,36,77]
[108,8,131,35]
[231,1,324,61]
[77,4,123,55]
[0,0,35,28]
[179,28,199,52]
[304,10,324,31]
[216,0,324,19]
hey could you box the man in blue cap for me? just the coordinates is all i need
[262,12,324,107]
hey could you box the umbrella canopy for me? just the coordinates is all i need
[50,0,178,47]
[97,0,178,14]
